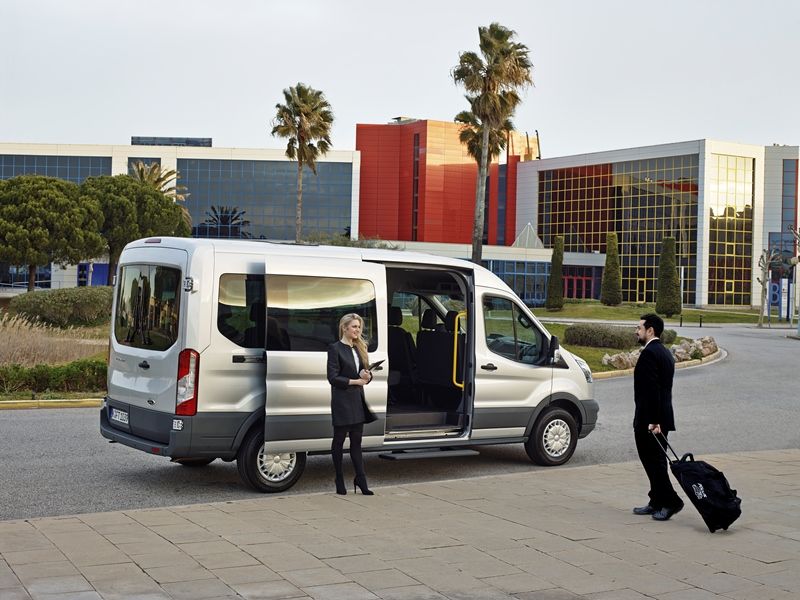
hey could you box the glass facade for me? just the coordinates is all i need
[484,259,550,307]
[707,154,755,305]
[539,155,699,304]
[0,154,112,288]
[179,159,353,240]
[768,158,798,283]
[0,154,111,183]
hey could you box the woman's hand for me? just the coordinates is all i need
[359,369,372,383]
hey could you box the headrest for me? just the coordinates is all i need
[445,310,459,332]
[421,309,438,329]
[389,305,403,326]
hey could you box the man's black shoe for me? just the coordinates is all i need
[652,504,683,521]
[633,505,656,515]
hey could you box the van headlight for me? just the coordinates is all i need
[574,356,593,383]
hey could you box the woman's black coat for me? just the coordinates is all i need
[327,341,377,427]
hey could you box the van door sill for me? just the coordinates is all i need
[383,427,463,441]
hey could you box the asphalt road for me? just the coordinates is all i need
[1,324,798,521]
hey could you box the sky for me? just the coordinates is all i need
[2,0,799,158]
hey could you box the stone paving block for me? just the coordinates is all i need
[2,549,67,566]
[0,531,55,554]
[657,588,723,600]
[144,563,217,584]
[176,540,240,557]
[0,569,22,590]
[115,540,182,556]
[231,579,308,599]
[32,519,92,534]
[221,532,283,546]
[348,569,420,591]
[128,551,199,570]
[194,550,261,570]
[0,587,31,600]
[478,572,552,594]
[242,542,326,572]
[451,558,521,578]
[750,566,800,590]
[298,542,368,560]
[24,574,93,596]
[584,588,651,599]
[279,567,351,587]
[88,575,169,600]
[374,584,448,599]
[127,510,189,527]
[31,592,102,600]
[160,577,238,599]
[323,555,389,574]
[148,523,221,544]
[722,583,799,599]
[102,529,166,545]
[302,581,379,600]
[11,561,79,582]
[684,571,761,594]
[512,589,581,599]
[212,564,284,585]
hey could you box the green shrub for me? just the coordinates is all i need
[9,286,113,327]
[0,358,106,393]
[545,236,565,311]
[600,232,622,306]
[564,323,637,349]
[661,329,677,345]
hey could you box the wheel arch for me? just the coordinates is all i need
[525,392,584,439]
[232,408,264,453]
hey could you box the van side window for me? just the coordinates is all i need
[114,264,181,351]
[483,295,544,364]
[217,274,378,351]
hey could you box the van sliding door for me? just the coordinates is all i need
[262,257,388,453]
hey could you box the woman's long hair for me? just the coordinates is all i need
[338,313,369,368]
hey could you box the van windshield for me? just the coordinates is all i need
[114,264,181,351]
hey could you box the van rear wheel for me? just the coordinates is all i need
[525,407,577,466]
[237,428,306,493]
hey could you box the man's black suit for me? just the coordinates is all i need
[633,338,683,510]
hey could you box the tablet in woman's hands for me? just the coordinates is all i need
[368,359,385,371]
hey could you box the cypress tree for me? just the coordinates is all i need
[545,236,565,311]
[600,232,622,306]
[656,236,682,317]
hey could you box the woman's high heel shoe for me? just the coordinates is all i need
[353,476,374,495]
[335,475,347,495]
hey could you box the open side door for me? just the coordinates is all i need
[262,257,388,453]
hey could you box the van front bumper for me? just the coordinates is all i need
[578,399,599,438]
[99,398,250,460]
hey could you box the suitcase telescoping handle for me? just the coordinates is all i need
[651,430,693,464]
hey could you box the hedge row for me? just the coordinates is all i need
[9,286,113,327]
[0,359,106,393]
[564,323,677,349]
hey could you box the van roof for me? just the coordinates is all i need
[123,237,513,292]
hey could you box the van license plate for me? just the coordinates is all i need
[110,408,129,425]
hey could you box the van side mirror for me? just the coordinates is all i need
[547,336,560,364]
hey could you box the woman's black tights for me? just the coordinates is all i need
[331,424,365,477]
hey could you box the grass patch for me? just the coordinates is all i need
[534,300,764,324]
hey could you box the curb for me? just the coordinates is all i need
[0,398,103,410]
[592,347,724,380]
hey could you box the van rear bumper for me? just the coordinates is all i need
[578,399,599,438]
[99,398,252,460]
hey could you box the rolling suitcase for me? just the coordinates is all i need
[655,432,742,532]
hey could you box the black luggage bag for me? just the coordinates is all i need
[655,433,742,532]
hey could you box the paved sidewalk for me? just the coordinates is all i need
[2,450,799,600]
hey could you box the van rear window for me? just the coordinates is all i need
[218,274,377,351]
[114,265,181,351]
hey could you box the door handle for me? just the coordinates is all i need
[481,363,498,371]
[138,360,150,369]
[232,355,266,364]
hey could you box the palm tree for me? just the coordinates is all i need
[455,104,514,244]
[129,160,192,228]
[270,83,334,242]
[452,22,533,263]
[202,205,251,238]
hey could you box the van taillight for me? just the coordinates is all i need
[176,349,199,416]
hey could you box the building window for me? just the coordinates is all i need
[538,155,699,304]
[707,154,754,306]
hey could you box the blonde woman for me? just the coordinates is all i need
[326,313,377,495]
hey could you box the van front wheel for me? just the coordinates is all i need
[525,408,577,466]
[237,429,306,493]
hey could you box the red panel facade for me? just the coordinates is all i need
[357,119,522,245]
